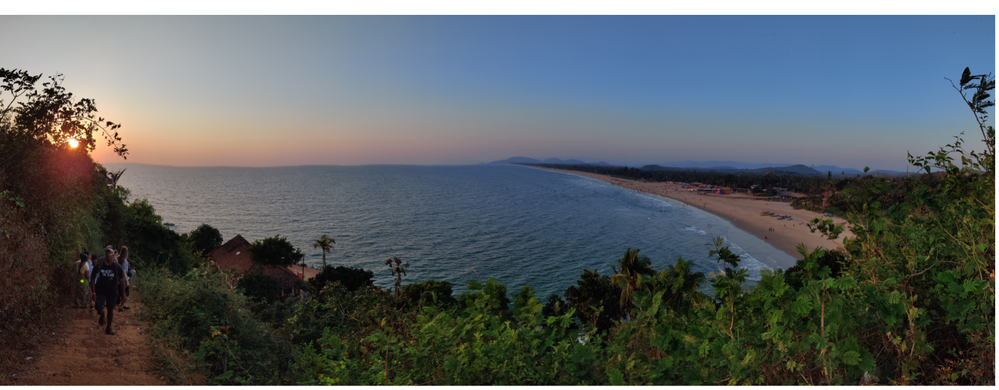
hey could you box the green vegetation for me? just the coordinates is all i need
[1,67,992,385]
[188,223,223,258]
[311,234,335,269]
[307,265,374,293]
[0,68,198,379]
[249,235,305,267]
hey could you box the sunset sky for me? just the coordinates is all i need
[1,14,994,170]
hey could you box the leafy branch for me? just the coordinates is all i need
[944,67,994,158]
[0,69,127,158]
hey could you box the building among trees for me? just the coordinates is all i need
[210,234,305,298]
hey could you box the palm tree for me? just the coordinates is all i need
[106,168,126,189]
[611,248,656,316]
[655,258,706,312]
[312,234,335,269]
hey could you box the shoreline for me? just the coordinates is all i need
[530,166,852,262]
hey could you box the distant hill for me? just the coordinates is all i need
[813,165,863,176]
[541,158,590,165]
[653,160,878,176]
[488,157,900,175]
[759,164,824,176]
[654,160,789,170]
[488,157,610,166]
[642,163,823,177]
[486,156,542,165]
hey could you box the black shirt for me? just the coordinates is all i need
[92,261,124,296]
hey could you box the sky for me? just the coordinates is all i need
[0,14,995,171]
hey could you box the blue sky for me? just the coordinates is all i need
[0,15,994,170]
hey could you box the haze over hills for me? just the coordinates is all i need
[641,164,825,177]
[486,157,613,166]
[486,157,908,176]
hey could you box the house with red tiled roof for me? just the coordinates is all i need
[210,234,253,273]
[210,234,305,298]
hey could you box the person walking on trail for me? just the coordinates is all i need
[117,246,132,311]
[74,252,92,309]
[91,247,127,335]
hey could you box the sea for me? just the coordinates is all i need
[106,163,796,298]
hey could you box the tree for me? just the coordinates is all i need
[610,248,655,314]
[0,69,127,163]
[564,269,623,332]
[311,234,335,269]
[249,234,304,267]
[307,265,374,293]
[385,257,409,301]
[189,223,223,258]
[644,257,706,312]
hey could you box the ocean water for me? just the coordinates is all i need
[107,163,795,298]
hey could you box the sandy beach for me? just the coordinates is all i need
[532,167,853,261]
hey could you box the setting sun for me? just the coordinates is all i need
[68,138,79,148]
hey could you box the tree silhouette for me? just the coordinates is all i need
[106,168,126,189]
[188,223,223,258]
[249,234,304,267]
[311,234,335,269]
[0,69,127,160]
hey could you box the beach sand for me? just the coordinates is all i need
[532,167,853,261]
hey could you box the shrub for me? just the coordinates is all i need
[399,279,457,310]
[237,272,282,304]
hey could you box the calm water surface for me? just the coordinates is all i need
[108,163,795,298]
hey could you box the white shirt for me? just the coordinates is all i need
[120,258,131,281]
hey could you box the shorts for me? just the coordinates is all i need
[95,292,117,312]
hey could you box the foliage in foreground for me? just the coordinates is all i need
[3,67,990,385]
[139,68,993,385]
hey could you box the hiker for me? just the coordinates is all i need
[117,246,132,311]
[91,247,127,335]
[75,252,92,309]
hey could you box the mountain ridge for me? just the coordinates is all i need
[486,157,906,176]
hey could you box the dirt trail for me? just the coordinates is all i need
[12,289,167,385]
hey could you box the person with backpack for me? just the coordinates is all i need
[90,246,127,335]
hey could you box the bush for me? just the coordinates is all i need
[399,280,457,310]
[237,272,282,304]
[457,278,510,318]
[541,293,568,318]
[141,267,292,385]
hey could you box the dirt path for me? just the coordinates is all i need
[12,289,167,385]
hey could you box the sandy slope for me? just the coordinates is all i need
[533,167,853,261]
